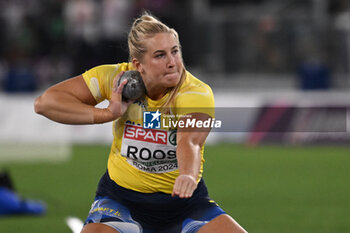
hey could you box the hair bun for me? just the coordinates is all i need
[134,19,142,26]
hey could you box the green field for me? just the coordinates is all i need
[1,144,349,233]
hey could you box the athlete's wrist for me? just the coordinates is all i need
[178,174,197,182]
[93,107,119,124]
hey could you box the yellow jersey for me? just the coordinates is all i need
[82,63,215,194]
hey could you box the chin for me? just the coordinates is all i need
[167,77,181,87]
[164,73,181,87]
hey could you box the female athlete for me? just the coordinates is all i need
[34,12,247,233]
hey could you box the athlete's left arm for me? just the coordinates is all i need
[172,113,211,198]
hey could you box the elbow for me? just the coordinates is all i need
[34,95,45,115]
[178,137,202,152]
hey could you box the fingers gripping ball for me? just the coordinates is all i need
[117,71,146,101]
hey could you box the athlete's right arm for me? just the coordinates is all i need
[34,73,130,124]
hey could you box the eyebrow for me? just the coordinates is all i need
[153,45,178,54]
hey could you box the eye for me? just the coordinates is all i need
[155,53,165,58]
[172,49,179,55]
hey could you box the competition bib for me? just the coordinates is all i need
[121,124,178,173]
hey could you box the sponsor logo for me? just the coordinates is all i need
[124,124,167,144]
[168,131,177,146]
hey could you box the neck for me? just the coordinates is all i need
[145,83,169,100]
[147,89,169,100]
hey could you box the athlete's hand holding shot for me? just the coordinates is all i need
[34,11,247,233]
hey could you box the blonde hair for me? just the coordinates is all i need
[128,12,186,109]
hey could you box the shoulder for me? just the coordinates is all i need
[82,62,134,78]
[178,71,213,98]
[174,70,215,116]
[82,62,134,102]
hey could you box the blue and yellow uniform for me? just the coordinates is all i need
[82,63,225,233]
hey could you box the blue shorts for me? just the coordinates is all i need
[84,171,226,233]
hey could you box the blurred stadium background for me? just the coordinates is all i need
[0,0,349,232]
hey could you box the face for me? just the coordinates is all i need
[134,33,183,93]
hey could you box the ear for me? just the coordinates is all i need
[132,58,144,73]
